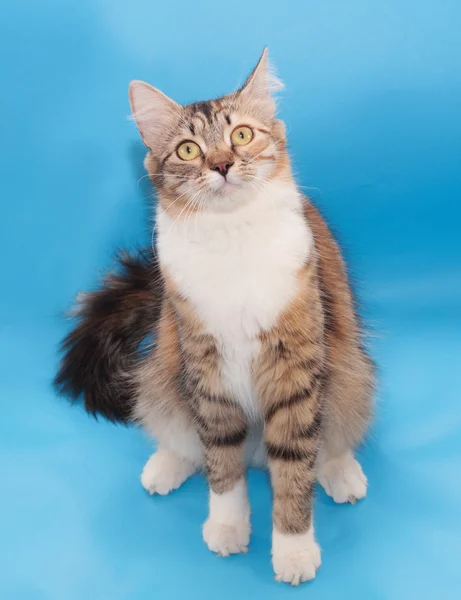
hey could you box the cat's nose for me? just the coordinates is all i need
[211,161,234,177]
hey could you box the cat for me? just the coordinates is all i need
[55,48,375,585]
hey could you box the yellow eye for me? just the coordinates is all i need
[231,126,253,146]
[177,141,201,161]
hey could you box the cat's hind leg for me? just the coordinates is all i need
[317,346,374,504]
[133,304,204,496]
[141,448,199,496]
[136,400,204,496]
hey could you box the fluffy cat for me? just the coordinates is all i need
[55,49,375,585]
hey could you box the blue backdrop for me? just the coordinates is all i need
[1,1,460,598]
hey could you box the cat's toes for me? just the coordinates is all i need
[141,449,196,496]
[203,518,250,556]
[272,528,321,585]
[317,451,367,504]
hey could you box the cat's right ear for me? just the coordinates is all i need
[129,81,181,151]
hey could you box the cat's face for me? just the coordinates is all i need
[130,49,290,214]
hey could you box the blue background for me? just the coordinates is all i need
[1,1,460,598]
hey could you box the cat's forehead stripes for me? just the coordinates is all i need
[184,97,234,136]
[190,101,215,123]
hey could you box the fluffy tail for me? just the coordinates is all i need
[54,248,164,423]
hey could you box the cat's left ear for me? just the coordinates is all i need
[238,48,284,120]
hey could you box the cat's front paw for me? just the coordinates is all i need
[203,517,250,556]
[272,528,321,585]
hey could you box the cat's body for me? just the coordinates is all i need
[56,50,375,585]
[158,179,310,420]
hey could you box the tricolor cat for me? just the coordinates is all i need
[56,49,375,585]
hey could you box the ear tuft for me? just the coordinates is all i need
[239,48,284,113]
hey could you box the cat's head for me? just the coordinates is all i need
[129,49,291,214]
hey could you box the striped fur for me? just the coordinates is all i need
[257,259,325,536]
[55,49,375,585]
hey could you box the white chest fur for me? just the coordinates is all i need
[157,182,313,419]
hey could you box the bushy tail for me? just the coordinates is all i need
[54,249,164,423]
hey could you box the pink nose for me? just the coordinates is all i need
[212,161,233,177]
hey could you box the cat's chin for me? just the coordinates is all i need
[221,181,250,200]
[206,181,246,205]
[204,186,260,213]
[216,181,236,194]
[210,178,242,195]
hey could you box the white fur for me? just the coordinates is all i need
[245,423,267,467]
[272,526,321,585]
[203,478,251,556]
[135,400,204,467]
[141,449,197,495]
[317,450,367,504]
[157,180,312,420]
[140,428,266,497]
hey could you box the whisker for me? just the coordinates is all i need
[247,173,296,212]
[169,185,204,234]
[145,173,195,179]
[247,175,276,210]
[181,187,205,241]
[297,184,322,194]
[194,190,207,233]
[150,180,205,245]
[245,134,287,164]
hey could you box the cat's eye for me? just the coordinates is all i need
[231,126,254,146]
[177,141,201,161]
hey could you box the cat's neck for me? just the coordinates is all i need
[155,176,313,340]
[156,178,304,238]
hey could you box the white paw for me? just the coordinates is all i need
[317,451,367,504]
[140,449,196,496]
[203,518,250,556]
[272,528,321,585]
